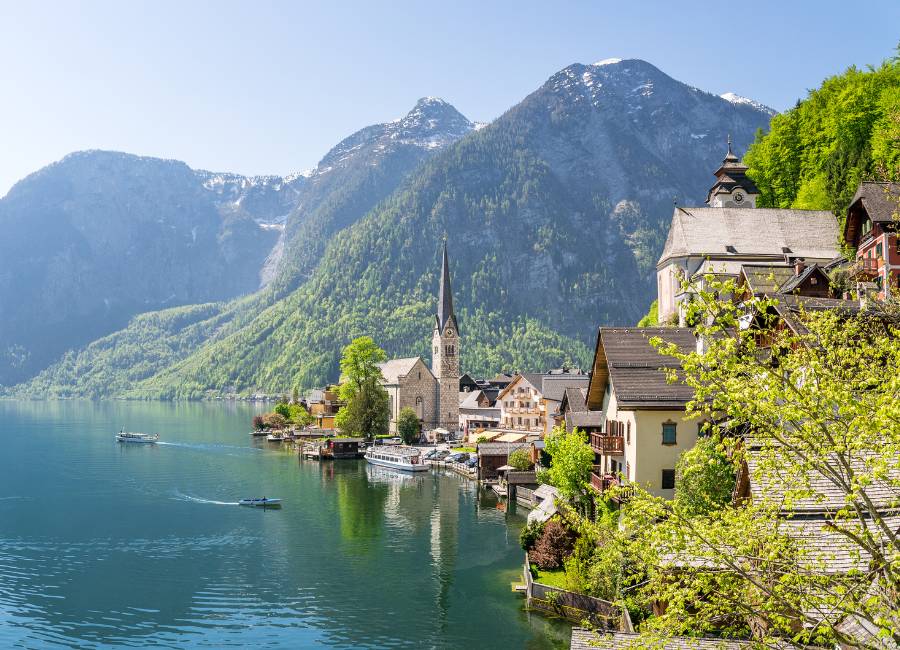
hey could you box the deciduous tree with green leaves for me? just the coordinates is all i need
[335,336,391,440]
[539,426,594,514]
[620,276,900,647]
[397,407,420,445]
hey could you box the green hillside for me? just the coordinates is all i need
[745,54,900,216]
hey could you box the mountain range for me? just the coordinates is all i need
[3,59,775,397]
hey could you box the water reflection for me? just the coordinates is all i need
[0,401,571,648]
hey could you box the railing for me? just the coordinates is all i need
[851,256,881,277]
[589,469,634,503]
[590,433,624,455]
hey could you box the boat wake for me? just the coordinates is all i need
[157,441,262,454]
[172,491,239,506]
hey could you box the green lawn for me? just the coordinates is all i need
[451,446,476,453]
[530,564,568,589]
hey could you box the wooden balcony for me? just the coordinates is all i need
[589,433,624,455]
[851,256,881,278]
[589,468,633,503]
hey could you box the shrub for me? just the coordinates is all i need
[252,414,266,431]
[274,402,291,419]
[263,412,288,429]
[530,519,576,570]
[508,448,533,471]
[397,407,421,445]
[520,521,544,551]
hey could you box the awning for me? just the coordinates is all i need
[496,465,514,472]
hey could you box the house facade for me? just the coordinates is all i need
[843,182,900,298]
[496,370,588,435]
[585,327,697,499]
[378,243,461,433]
[656,145,842,324]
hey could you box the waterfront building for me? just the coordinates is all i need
[584,327,697,499]
[495,369,588,435]
[656,144,842,324]
[843,182,900,299]
[379,243,461,433]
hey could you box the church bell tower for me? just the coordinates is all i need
[706,136,760,208]
[432,242,460,431]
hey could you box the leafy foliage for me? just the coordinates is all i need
[673,436,736,516]
[397,407,420,445]
[507,448,533,471]
[520,521,544,552]
[636,299,658,327]
[539,426,594,507]
[745,55,900,218]
[530,519,576,570]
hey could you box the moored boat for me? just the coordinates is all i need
[266,433,284,442]
[364,445,429,472]
[115,431,159,444]
[239,497,282,508]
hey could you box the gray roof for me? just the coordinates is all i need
[436,241,457,332]
[459,390,486,409]
[658,207,841,268]
[777,263,827,294]
[540,374,589,402]
[739,263,795,296]
[568,411,604,428]
[849,182,900,224]
[477,442,530,456]
[592,327,696,409]
[378,357,428,384]
[571,630,757,650]
[562,387,587,413]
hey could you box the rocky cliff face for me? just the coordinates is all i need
[0,151,302,384]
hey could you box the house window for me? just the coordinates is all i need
[697,421,708,437]
[862,216,872,235]
[662,421,677,445]
[876,243,883,259]
[661,469,676,490]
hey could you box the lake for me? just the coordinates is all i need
[0,400,570,649]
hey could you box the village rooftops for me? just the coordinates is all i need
[738,263,797,296]
[657,206,841,269]
[843,181,900,248]
[477,441,530,455]
[586,327,696,411]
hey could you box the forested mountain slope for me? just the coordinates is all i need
[93,58,773,398]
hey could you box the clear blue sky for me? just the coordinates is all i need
[1,0,898,196]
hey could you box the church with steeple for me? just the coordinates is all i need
[378,243,461,433]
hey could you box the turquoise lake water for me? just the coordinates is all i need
[0,400,570,649]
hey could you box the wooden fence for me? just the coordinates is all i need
[522,553,632,631]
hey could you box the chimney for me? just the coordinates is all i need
[793,258,806,276]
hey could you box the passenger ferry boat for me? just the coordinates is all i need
[115,430,159,444]
[364,445,429,472]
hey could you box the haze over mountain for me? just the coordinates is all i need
[8,59,775,397]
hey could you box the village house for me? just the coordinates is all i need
[556,386,604,436]
[656,143,842,324]
[585,327,697,499]
[458,389,501,435]
[495,370,588,435]
[843,181,900,299]
[305,385,344,430]
[378,243,460,433]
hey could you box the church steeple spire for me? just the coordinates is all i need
[437,241,456,332]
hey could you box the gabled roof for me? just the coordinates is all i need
[560,387,587,414]
[568,411,604,429]
[658,207,841,268]
[540,374,589,402]
[738,263,795,296]
[777,263,829,294]
[378,357,429,385]
[843,182,900,246]
[586,327,695,410]
[477,441,531,455]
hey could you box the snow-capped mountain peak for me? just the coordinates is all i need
[593,57,622,66]
[720,92,776,115]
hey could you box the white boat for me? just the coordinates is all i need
[239,497,282,508]
[364,445,429,472]
[266,433,284,442]
[115,431,159,444]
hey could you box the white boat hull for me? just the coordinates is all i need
[239,499,282,507]
[365,456,430,472]
[116,433,159,444]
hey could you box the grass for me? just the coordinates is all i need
[451,446,476,453]
[529,564,569,589]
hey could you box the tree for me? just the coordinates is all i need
[673,435,736,517]
[274,402,292,419]
[335,377,390,440]
[337,336,388,401]
[507,448,533,471]
[251,414,265,431]
[624,276,900,647]
[262,412,287,430]
[530,519,576,570]
[335,337,391,440]
[539,426,594,511]
[397,407,421,445]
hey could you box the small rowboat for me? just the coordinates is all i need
[239,498,282,508]
[116,431,159,444]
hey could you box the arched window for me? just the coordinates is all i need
[415,396,424,419]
